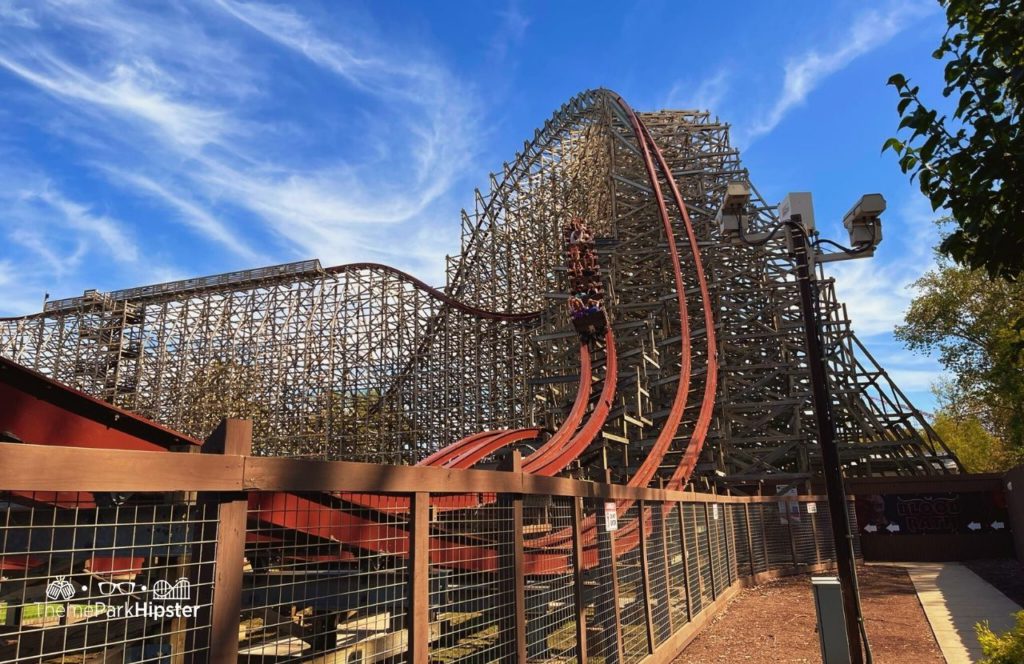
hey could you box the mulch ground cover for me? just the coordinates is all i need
[963,558,1024,608]
[672,565,943,664]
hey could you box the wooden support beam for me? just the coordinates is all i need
[407,492,430,664]
[637,500,657,654]
[744,503,756,577]
[703,503,717,599]
[497,451,527,664]
[571,496,589,664]
[658,502,675,636]
[677,501,694,622]
[185,419,251,664]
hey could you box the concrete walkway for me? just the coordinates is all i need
[899,563,1021,663]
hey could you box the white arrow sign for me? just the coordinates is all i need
[864,524,878,533]
[885,523,901,533]
[992,521,1005,530]
[968,522,981,531]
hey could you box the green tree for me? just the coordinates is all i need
[895,259,1024,452]
[930,412,1018,472]
[309,389,417,464]
[884,0,1024,279]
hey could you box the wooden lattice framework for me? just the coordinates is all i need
[0,90,959,488]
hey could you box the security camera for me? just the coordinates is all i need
[716,181,751,237]
[843,194,885,248]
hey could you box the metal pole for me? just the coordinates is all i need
[787,221,867,664]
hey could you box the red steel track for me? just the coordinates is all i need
[0,90,718,575]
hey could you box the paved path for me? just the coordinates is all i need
[899,562,1021,663]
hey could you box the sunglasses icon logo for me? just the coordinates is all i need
[98,581,137,596]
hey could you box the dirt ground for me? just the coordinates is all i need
[673,566,943,664]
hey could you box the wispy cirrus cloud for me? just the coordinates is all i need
[743,1,936,142]
[0,166,150,314]
[0,0,35,28]
[663,67,731,114]
[489,2,530,64]
[211,0,477,204]
[0,0,480,312]
[101,168,266,263]
[0,169,139,268]
[0,52,232,152]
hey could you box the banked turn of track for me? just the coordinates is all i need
[0,90,718,575]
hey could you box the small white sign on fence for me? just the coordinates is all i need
[604,502,618,532]
[712,503,720,520]
[806,502,818,514]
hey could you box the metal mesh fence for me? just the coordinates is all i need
[747,504,768,574]
[1,478,853,664]
[614,503,648,664]
[664,503,689,628]
[762,504,793,568]
[681,502,703,617]
[583,497,621,664]
[694,505,714,608]
[644,503,671,647]
[428,493,515,664]
[728,504,751,578]
[792,503,821,566]
[524,495,578,663]
[0,491,217,663]
[242,492,409,662]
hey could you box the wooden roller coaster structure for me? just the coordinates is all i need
[0,88,963,663]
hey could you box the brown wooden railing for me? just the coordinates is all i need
[0,420,854,664]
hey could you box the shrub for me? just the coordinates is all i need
[977,611,1024,664]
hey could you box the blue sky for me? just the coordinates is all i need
[0,0,952,410]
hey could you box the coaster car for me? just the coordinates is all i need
[572,307,607,343]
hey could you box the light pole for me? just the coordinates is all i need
[718,187,885,664]
[788,218,867,664]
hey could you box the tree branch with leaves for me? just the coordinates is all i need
[884,0,1024,280]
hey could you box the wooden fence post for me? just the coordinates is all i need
[788,515,801,566]
[637,500,656,654]
[407,492,430,664]
[657,502,675,637]
[703,503,717,599]
[677,501,694,622]
[571,496,588,664]
[497,451,527,663]
[743,503,756,577]
[759,503,770,573]
[723,504,736,585]
[185,418,250,664]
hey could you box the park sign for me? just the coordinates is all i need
[854,492,1010,535]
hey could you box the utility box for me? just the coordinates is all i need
[811,576,851,664]
[778,192,815,232]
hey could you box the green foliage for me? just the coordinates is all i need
[895,258,1024,451]
[930,412,1019,472]
[884,1,1024,280]
[313,389,417,464]
[977,611,1024,664]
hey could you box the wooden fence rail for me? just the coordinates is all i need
[0,420,851,664]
